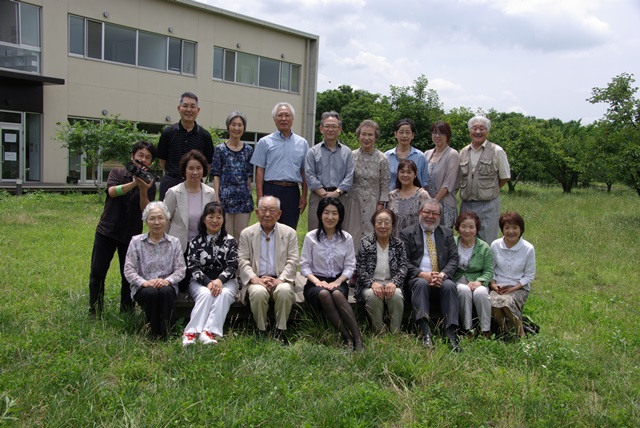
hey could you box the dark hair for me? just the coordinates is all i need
[179,91,198,105]
[455,211,481,232]
[394,159,422,189]
[197,202,227,237]
[430,121,452,142]
[316,197,345,241]
[355,119,381,141]
[371,208,396,230]
[179,150,209,178]
[131,140,157,159]
[499,211,525,237]
[394,118,417,136]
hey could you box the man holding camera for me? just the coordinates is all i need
[88,141,157,318]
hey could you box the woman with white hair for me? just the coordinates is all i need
[124,201,186,339]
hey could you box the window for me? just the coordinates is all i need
[259,57,280,90]
[104,24,135,65]
[68,15,196,75]
[139,31,166,70]
[213,46,301,93]
[0,0,41,73]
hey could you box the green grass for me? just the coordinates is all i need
[0,186,639,427]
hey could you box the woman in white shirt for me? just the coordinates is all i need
[300,197,363,351]
[490,211,536,338]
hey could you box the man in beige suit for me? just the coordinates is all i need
[238,196,299,344]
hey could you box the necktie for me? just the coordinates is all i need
[426,231,439,271]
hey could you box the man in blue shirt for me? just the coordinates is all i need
[251,102,309,229]
[304,111,354,231]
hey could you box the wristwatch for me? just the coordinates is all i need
[336,189,342,196]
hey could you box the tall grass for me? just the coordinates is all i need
[0,186,638,427]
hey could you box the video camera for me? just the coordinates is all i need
[125,159,158,184]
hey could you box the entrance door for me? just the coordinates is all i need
[1,126,22,181]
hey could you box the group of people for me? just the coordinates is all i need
[87,91,536,351]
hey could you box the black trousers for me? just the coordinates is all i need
[263,181,300,230]
[407,277,459,329]
[134,286,177,338]
[88,232,133,314]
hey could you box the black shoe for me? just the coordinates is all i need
[256,329,268,340]
[422,333,434,350]
[273,328,289,346]
[446,332,462,353]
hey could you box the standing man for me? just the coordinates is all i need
[157,91,214,200]
[251,102,308,229]
[400,199,461,352]
[88,141,157,317]
[238,196,299,344]
[304,111,354,231]
[459,116,510,243]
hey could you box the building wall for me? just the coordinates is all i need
[29,0,318,183]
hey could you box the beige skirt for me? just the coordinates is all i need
[490,288,529,320]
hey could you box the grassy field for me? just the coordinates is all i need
[0,185,639,427]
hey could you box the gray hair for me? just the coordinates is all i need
[226,111,247,129]
[142,201,171,222]
[467,115,491,131]
[320,111,342,127]
[179,91,198,106]
[271,102,295,120]
[258,195,281,210]
[420,198,441,213]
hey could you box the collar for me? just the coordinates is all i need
[142,232,167,244]
[260,224,277,238]
[471,140,488,151]
[178,120,198,132]
[276,130,295,140]
[390,146,420,157]
[320,140,342,151]
[498,237,524,250]
[206,231,222,245]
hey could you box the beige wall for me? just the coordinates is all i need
[31,0,318,183]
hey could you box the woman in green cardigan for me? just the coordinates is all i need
[454,211,494,337]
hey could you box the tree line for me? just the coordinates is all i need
[316,73,640,196]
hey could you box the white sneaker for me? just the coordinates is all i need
[199,331,218,345]
[182,333,197,347]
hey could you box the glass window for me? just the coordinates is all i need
[0,1,18,45]
[104,24,135,65]
[213,46,223,79]
[291,64,301,93]
[223,50,235,82]
[86,20,102,59]
[236,52,257,85]
[138,31,166,70]
[182,41,195,74]
[280,63,290,91]
[0,111,22,123]
[259,57,280,89]
[69,15,84,55]
[19,3,40,47]
[168,37,181,72]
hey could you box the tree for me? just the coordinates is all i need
[57,115,153,193]
[587,73,640,196]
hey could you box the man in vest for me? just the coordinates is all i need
[458,116,510,243]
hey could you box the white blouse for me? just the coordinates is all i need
[300,230,356,279]
[491,237,536,291]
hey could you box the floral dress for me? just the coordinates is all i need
[212,142,254,214]
[388,187,430,235]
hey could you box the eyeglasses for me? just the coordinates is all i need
[421,210,441,217]
[180,103,198,110]
[322,124,341,130]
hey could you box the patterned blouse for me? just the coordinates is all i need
[124,233,186,299]
[212,142,254,214]
[187,232,238,286]
[387,187,430,235]
[355,234,408,301]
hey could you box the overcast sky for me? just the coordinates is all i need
[199,0,640,124]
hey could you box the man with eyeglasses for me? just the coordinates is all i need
[157,91,214,200]
[251,102,309,229]
[304,111,354,231]
[400,199,461,352]
[459,115,510,243]
[238,196,299,345]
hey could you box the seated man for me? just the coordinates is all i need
[238,196,299,344]
[399,199,462,352]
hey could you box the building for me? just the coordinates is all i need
[0,0,319,187]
